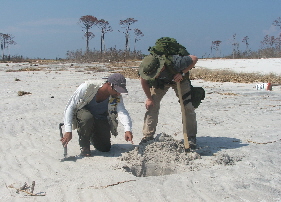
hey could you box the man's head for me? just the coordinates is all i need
[107,73,128,94]
[139,55,166,80]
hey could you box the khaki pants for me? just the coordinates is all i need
[143,79,197,138]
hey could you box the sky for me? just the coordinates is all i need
[1,0,281,59]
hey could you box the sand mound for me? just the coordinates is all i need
[119,133,201,177]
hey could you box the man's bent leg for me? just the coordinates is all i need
[77,108,95,155]
[173,80,197,148]
[142,86,169,138]
[91,118,111,152]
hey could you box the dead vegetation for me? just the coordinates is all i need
[189,68,281,84]
[18,91,31,96]
[115,67,281,84]
[4,60,281,84]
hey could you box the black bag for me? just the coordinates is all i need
[191,86,205,108]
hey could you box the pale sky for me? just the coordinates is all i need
[1,0,281,59]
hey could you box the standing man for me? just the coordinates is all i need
[60,73,133,156]
[139,48,198,149]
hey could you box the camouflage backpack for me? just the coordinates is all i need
[148,37,190,57]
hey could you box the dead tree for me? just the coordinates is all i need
[133,28,144,52]
[231,34,239,59]
[0,33,16,61]
[96,19,113,54]
[242,36,249,51]
[119,18,138,52]
[211,40,222,58]
[272,17,281,51]
[79,15,98,52]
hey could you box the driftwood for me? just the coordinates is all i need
[8,181,46,196]
[247,139,281,144]
[89,179,137,189]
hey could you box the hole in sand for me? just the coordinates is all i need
[119,133,201,177]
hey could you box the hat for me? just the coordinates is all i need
[139,55,166,80]
[107,73,128,93]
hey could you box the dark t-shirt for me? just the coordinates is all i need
[85,95,109,120]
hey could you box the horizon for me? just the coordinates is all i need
[1,0,281,59]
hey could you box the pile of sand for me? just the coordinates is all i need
[119,133,201,177]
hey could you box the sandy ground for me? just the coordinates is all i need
[0,58,280,201]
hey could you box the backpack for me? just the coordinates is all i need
[148,37,190,57]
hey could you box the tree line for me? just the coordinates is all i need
[70,15,144,62]
[210,17,281,59]
[0,15,144,62]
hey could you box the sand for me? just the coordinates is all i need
[0,58,280,201]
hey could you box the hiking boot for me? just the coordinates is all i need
[139,136,154,144]
[80,147,91,157]
[188,137,196,150]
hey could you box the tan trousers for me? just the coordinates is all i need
[143,79,197,138]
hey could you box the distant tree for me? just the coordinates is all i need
[261,35,275,48]
[79,15,98,51]
[272,17,281,31]
[0,33,16,61]
[272,17,281,51]
[96,19,113,54]
[231,34,240,59]
[133,28,144,52]
[211,40,222,58]
[242,36,249,51]
[119,18,138,51]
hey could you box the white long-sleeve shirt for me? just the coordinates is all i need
[63,80,132,134]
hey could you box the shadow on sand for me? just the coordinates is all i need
[196,136,248,156]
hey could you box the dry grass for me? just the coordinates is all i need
[115,67,281,84]
[189,67,281,84]
[6,67,43,72]
[108,61,141,68]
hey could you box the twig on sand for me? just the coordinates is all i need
[8,181,46,196]
[247,139,281,144]
[88,179,137,189]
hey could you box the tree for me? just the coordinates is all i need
[133,28,144,52]
[272,17,281,51]
[211,40,222,58]
[242,36,249,51]
[79,15,98,51]
[231,34,240,59]
[272,17,281,31]
[96,19,113,54]
[119,18,138,51]
[0,33,16,61]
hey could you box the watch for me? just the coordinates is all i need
[180,71,185,76]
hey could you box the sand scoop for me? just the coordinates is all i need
[59,123,76,162]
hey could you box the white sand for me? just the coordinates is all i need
[197,58,281,75]
[0,59,281,201]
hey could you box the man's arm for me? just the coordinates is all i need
[61,83,87,147]
[116,96,133,143]
[173,55,198,82]
[181,55,198,74]
[140,77,154,110]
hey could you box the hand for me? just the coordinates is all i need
[60,132,72,147]
[124,131,133,144]
[145,98,154,110]
[173,73,183,82]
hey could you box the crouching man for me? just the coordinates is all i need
[60,73,133,156]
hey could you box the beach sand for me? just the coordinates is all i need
[0,58,280,201]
